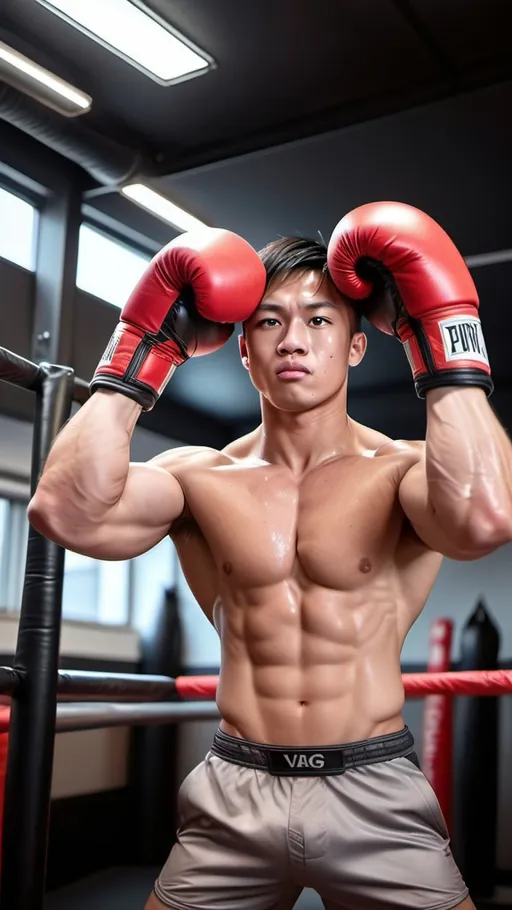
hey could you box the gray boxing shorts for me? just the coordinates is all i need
[154,726,469,910]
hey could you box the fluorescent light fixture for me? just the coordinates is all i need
[0,40,91,116]
[35,0,214,85]
[122,184,208,232]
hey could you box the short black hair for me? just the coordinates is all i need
[257,236,362,332]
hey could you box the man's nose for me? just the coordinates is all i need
[276,319,309,356]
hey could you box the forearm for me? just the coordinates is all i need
[29,391,141,530]
[425,387,512,544]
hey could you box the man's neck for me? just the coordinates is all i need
[255,395,362,475]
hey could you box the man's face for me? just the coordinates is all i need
[239,269,366,412]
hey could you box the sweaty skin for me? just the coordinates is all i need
[168,430,439,746]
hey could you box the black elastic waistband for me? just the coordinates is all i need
[210,726,416,777]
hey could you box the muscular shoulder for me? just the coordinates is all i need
[355,420,425,468]
[148,428,264,481]
[149,444,231,478]
[373,438,426,486]
[375,438,425,463]
[222,427,261,460]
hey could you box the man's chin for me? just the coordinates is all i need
[263,389,326,413]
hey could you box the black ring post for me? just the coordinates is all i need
[0,364,75,910]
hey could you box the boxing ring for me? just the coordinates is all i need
[0,342,511,910]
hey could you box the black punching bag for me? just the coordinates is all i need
[453,600,500,898]
[130,586,182,865]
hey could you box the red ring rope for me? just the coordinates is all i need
[0,669,509,734]
[401,669,512,696]
[0,669,509,732]
[175,669,512,700]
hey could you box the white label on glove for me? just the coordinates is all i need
[99,326,122,366]
[402,339,415,372]
[439,315,489,366]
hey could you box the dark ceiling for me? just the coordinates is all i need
[2,0,511,168]
[1,0,511,433]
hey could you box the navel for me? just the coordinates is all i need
[223,561,233,575]
[358,557,372,574]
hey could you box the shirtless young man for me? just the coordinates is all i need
[29,203,512,910]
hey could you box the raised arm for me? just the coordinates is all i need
[28,391,189,559]
[28,226,265,560]
[398,388,512,558]
[328,201,512,559]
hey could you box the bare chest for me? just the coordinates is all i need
[177,456,405,590]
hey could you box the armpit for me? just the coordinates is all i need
[170,503,203,540]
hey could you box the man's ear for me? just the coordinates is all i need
[238,334,250,370]
[348,331,367,367]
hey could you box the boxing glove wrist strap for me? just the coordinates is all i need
[90,322,183,411]
[397,310,493,399]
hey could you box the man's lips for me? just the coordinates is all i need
[276,363,311,379]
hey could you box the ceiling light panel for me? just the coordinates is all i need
[35,0,214,84]
[122,184,208,232]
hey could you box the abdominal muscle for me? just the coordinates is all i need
[214,579,407,747]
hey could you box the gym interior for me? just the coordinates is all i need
[1,2,512,909]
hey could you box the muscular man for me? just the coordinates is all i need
[29,204,512,910]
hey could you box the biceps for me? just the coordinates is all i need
[80,464,185,560]
[399,463,456,556]
[398,464,495,560]
[114,463,185,531]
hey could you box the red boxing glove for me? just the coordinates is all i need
[91,228,266,410]
[327,202,493,398]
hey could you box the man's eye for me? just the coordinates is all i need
[257,318,280,327]
[310,316,329,326]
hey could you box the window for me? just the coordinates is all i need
[0,499,8,564]
[62,550,130,625]
[0,499,29,611]
[62,550,99,622]
[76,224,151,308]
[0,499,130,625]
[0,498,10,607]
[0,186,37,270]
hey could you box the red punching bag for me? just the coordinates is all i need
[0,707,10,871]
[422,618,453,831]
